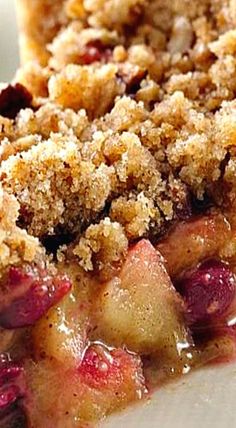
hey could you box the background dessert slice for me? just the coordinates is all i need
[16,0,66,66]
[15,0,147,68]
[14,0,236,116]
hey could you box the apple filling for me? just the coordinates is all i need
[0,212,236,427]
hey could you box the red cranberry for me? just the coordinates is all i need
[78,345,121,389]
[0,266,71,329]
[78,344,145,393]
[0,362,25,414]
[0,407,27,427]
[178,259,236,326]
[0,84,32,119]
[81,40,112,65]
[0,366,23,385]
[0,384,21,410]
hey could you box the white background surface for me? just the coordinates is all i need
[0,0,19,81]
[0,1,236,427]
[103,364,236,428]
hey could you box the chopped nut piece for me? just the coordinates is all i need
[168,16,193,55]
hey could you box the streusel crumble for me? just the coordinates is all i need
[0,0,236,426]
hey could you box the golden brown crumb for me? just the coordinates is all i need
[73,218,128,277]
[2,0,236,273]
[0,185,43,275]
[48,64,125,118]
[48,23,119,70]
[15,62,51,98]
[0,135,113,236]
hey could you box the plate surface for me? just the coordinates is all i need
[0,2,236,427]
[0,0,19,81]
[103,364,236,428]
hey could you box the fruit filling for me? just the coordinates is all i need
[0,266,71,329]
[1,0,236,426]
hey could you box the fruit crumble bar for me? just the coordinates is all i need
[0,0,236,426]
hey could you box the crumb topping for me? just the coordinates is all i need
[2,0,236,273]
[0,185,43,275]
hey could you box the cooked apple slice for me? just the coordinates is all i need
[93,239,189,356]
[157,212,231,278]
[32,264,93,367]
[77,344,146,421]
[25,344,146,427]
[32,292,87,368]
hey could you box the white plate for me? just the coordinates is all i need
[103,364,236,428]
[0,2,236,427]
[0,0,19,81]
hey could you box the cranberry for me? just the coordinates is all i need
[0,84,32,119]
[0,266,71,329]
[0,407,27,428]
[78,343,147,398]
[178,259,236,326]
[0,362,25,415]
[0,384,21,409]
[0,366,23,385]
[81,40,112,65]
[78,345,122,389]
